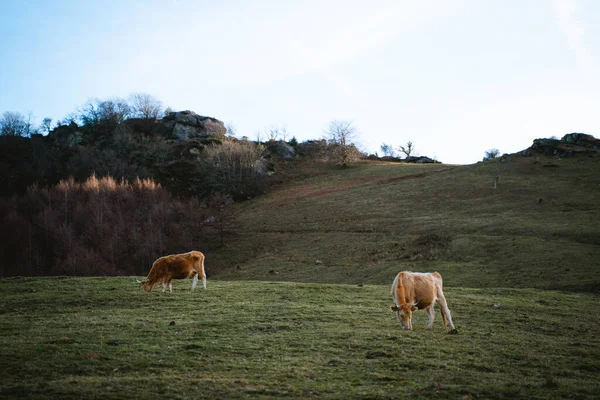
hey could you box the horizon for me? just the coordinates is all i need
[1,0,599,164]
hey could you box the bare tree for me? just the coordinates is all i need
[483,148,500,161]
[380,143,395,157]
[263,125,288,142]
[98,98,130,124]
[397,141,416,158]
[266,127,278,141]
[280,126,288,141]
[225,123,236,137]
[129,93,163,120]
[266,128,277,141]
[40,117,53,135]
[78,98,130,135]
[325,120,361,167]
[0,111,27,136]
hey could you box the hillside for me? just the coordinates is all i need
[208,140,600,292]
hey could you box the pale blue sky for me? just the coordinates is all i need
[1,0,598,164]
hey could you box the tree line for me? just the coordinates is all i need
[0,93,164,138]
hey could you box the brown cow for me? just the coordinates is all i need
[390,271,457,333]
[140,251,206,292]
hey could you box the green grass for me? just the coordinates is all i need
[1,277,599,399]
[209,154,600,291]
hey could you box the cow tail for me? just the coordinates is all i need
[200,254,206,279]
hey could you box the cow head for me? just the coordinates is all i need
[140,280,153,292]
[390,303,418,330]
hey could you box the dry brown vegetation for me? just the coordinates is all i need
[198,140,267,200]
[0,175,228,276]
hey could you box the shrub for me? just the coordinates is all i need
[197,141,266,200]
[483,148,500,161]
[0,175,222,277]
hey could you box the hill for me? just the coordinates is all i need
[208,137,600,292]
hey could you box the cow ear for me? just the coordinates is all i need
[411,306,418,312]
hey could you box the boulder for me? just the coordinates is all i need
[266,140,296,159]
[161,110,226,141]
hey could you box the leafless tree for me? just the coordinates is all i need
[398,141,416,158]
[98,98,131,124]
[483,148,500,161]
[129,93,163,120]
[24,112,37,137]
[280,126,288,141]
[325,120,362,167]
[262,126,288,142]
[78,98,131,126]
[265,128,276,141]
[327,120,356,146]
[40,117,53,135]
[78,98,131,135]
[0,111,27,136]
[225,123,236,137]
[380,143,395,157]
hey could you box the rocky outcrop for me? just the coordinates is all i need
[562,133,599,148]
[161,110,226,141]
[529,133,599,157]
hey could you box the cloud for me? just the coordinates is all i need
[552,0,593,77]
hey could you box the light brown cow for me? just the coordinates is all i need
[140,251,206,292]
[390,271,457,334]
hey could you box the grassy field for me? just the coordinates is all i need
[1,277,599,399]
[2,143,599,398]
[209,152,600,292]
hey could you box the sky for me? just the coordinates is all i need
[1,0,599,164]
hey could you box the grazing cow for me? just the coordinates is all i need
[140,251,206,292]
[390,271,457,334]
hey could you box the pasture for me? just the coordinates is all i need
[1,277,599,399]
[210,155,600,293]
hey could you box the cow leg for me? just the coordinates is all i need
[202,276,206,290]
[426,306,435,330]
[440,305,448,327]
[168,281,173,293]
[161,282,167,292]
[192,274,198,291]
[436,291,457,332]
